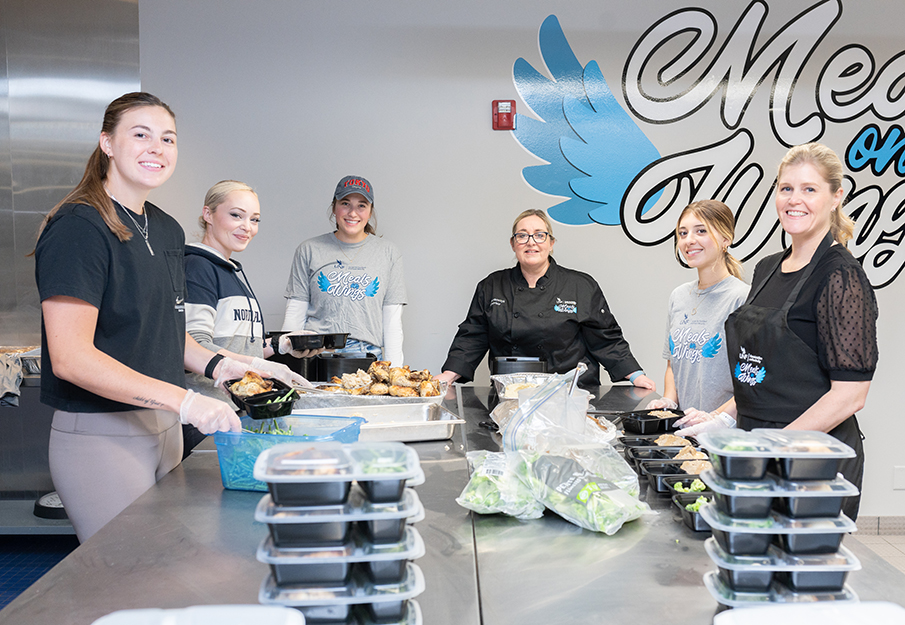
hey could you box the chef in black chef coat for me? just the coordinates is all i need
[676,143,878,520]
[436,209,656,390]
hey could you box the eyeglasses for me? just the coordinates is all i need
[512,232,549,244]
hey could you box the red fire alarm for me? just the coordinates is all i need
[492,100,516,131]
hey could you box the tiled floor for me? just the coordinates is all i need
[847,533,905,575]
[0,535,79,609]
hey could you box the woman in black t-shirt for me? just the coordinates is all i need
[677,143,878,519]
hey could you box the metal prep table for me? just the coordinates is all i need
[1,385,904,624]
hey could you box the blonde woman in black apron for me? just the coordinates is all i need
[677,143,878,520]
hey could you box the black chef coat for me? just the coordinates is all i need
[442,259,641,386]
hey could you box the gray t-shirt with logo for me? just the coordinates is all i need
[662,275,749,411]
[285,233,407,348]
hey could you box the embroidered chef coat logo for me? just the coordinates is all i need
[317,271,379,301]
[490,298,506,307]
[735,346,766,386]
[669,328,722,364]
[553,297,577,314]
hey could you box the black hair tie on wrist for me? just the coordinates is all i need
[205,353,226,379]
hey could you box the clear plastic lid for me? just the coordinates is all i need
[696,430,775,456]
[701,470,859,498]
[257,525,425,564]
[705,537,862,572]
[703,570,858,608]
[255,441,421,483]
[259,562,425,606]
[698,429,856,459]
[698,502,856,534]
[254,487,424,525]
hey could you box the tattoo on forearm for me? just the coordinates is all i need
[133,396,167,409]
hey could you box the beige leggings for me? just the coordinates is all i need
[49,408,183,541]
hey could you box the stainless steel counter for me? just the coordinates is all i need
[1,385,904,624]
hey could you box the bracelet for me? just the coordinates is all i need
[628,370,645,384]
[204,353,226,379]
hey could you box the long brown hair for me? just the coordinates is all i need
[777,142,854,247]
[34,92,176,244]
[675,200,743,279]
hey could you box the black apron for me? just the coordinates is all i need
[725,233,863,519]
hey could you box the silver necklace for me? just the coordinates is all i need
[690,284,712,316]
[109,193,154,256]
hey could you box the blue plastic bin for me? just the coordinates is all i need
[214,415,365,491]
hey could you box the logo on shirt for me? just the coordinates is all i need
[669,329,722,364]
[553,297,577,314]
[734,346,766,386]
[490,298,506,307]
[318,271,379,301]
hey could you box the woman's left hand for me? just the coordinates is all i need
[251,357,313,388]
[631,374,656,391]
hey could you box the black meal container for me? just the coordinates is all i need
[773,531,844,555]
[270,560,352,586]
[717,565,773,592]
[365,599,409,623]
[710,527,773,556]
[775,569,849,592]
[268,516,352,548]
[709,453,771,481]
[269,481,353,507]
[296,603,352,624]
[712,491,774,519]
[672,494,711,532]
[289,334,326,350]
[773,494,846,519]
[359,518,408,545]
[227,378,298,420]
[664,476,711,497]
[490,357,547,375]
[360,559,409,584]
[772,457,842,481]
[619,437,660,449]
[359,479,407,504]
[624,447,674,471]
[621,409,684,434]
[640,462,690,493]
[317,353,378,381]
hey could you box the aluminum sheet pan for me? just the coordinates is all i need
[289,403,464,442]
[291,381,446,408]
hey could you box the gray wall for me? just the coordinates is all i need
[0,0,139,346]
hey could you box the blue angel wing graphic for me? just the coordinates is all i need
[734,362,743,382]
[365,277,380,297]
[668,334,676,356]
[755,367,766,384]
[701,333,723,359]
[512,15,661,226]
[317,272,331,293]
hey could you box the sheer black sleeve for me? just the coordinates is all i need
[815,262,879,381]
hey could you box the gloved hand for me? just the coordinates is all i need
[213,356,264,392]
[675,410,736,437]
[251,357,313,388]
[645,397,678,410]
[277,332,324,359]
[179,389,241,434]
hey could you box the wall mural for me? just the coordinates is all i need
[513,1,905,288]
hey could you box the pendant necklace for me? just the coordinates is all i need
[335,234,366,263]
[109,192,154,256]
[690,283,713,316]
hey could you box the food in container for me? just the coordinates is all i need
[214,416,364,492]
[654,433,691,447]
[705,538,861,593]
[703,570,858,608]
[620,409,685,435]
[254,488,424,547]
[699,502,856,556]
[672,493,712,532]
[640,462,701,493]
[258,562,425,623]
[696,430,775,480]
[256,525,425,586]
[227,377,299,420]
[254,441,422,505]
[624,446,699,472]
[664,476,710,496]
[701,469,776,518]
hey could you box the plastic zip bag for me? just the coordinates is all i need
[456,450,545,520]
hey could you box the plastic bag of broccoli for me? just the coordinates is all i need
[456,451,545,520]
[514,451,650,535]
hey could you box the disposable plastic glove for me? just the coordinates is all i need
[213,356,263,392]
[277,332,323,359]
[178,389,241,434]
[645,397,678,410]
[251,357,313,388]
[675,411,736,437]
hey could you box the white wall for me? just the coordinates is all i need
[139,0,905,516]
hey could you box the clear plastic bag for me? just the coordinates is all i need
[456,450,545,520]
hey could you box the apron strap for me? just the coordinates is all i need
[781,232,834,314]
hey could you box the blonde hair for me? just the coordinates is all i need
[777,142,854,247]
[198,180,256,231]
[511,209,556,241]
[675,200,743,280]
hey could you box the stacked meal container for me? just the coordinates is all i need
[253,441,427,624]
[695,429,862,608]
